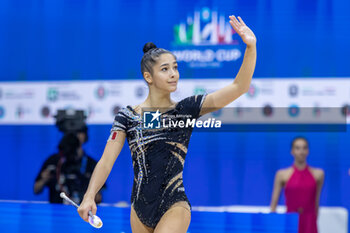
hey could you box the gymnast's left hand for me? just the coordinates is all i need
[229,15,257,47]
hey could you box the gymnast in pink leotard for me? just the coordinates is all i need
[270,137,324,233]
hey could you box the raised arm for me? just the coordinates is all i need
[200,15,257,115]
[270,170,283,212]
[78,131,126,222]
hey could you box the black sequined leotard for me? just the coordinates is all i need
[110,95,206,228]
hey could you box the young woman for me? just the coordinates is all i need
[270,137,325,233]
[78,15,256,233]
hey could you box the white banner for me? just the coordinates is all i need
[0,78,349,124]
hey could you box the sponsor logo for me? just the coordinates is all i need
[47,88,59,101]
[16,105,31,119]
[135,86,146,98]
[289,85,298,97]
[174,7,237,46]
[172,7,242,68]
[341,104,350,117]
[112,105,121,116]
[313,104,321,117]
[16,106,23,118]
[288,104,300,117]
[41,106,51,118]
[0,106,5,118]
[85,105,103,119]
[94,85,121,100]
[301,86,336,96]
[263,104,273,117]
[193,86,207,95]
[2,89,35,100]
[247,84,258,98]
[47,87,80,102]
[211,109,222,117]
[95,86,106,100]
[234,106,243,117]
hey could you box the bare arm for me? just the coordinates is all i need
[78,131,126,222]
[33,177,49,194]
[34,165,55,194]
[270,170,283,212]
[201,16,257,115]
[315,169,325,216]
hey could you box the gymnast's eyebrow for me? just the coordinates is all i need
[160,61,177,67]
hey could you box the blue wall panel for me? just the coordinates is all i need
[0,0,350,81]
[0,125,349,210]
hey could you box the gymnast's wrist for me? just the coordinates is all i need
[83,192,96,200]
[246,43,256,50]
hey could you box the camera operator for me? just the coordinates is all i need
[34,132,104,204]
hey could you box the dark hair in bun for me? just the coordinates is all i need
[143,42,157,54]
[141,42,176,76]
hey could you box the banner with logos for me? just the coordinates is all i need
[0,78,349,125]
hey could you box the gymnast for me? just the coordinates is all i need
[78,15,257,233]
[270,137,325,233]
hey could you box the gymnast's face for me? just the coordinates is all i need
[291,139,309,162]
[146,53,179,93]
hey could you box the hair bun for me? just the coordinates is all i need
[143,42,157,54]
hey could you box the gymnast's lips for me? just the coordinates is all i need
[168,81,177,85]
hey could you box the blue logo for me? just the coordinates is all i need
[143,110,161,129]
[0,106,4,118]
[288,104,300,117]
[234,106,243,117]
[211,108,222,117]
[135,86,146,98]
[289,85,298,97]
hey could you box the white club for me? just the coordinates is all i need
[60,192,103,228]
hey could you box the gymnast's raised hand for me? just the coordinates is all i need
[229,15,256,47]
[200,15,257,115]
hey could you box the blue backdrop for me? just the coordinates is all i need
[0,0,349,213]
[0,202,299,233]
[1,125,349,210]
[0,0,349,81]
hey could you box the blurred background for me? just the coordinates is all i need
[0,0,349,232]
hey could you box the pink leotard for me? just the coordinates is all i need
[285,165,318,233]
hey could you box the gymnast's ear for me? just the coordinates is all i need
[143,72,153,85]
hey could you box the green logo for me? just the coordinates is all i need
[47,88,59,101]
[174,8,235,45]
[193,87,207,95]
